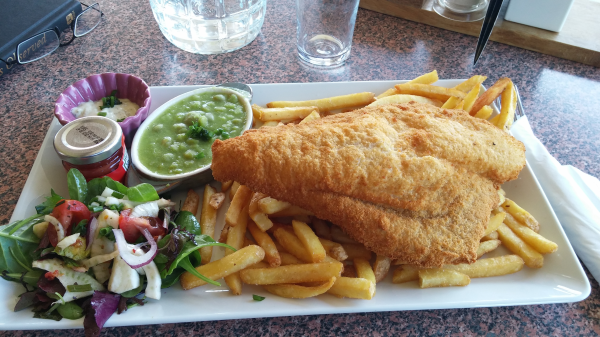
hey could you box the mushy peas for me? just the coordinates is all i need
[137,91,246,175]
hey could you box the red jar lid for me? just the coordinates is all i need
[54,116,123,165]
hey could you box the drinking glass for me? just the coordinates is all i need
[433,0,489,22]
[296,0,360,67]
[149,0,267,54]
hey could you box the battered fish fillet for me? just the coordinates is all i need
[211,102,526,267]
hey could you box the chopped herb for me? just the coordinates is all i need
[194,152,205,160]
[99,90,122,109]
[73,219,88,237]
[88,205,104,213]
[117,118,125,122]
[97,112,107,117]
[99,227,116,242]
[253,294,265,301]
[108,203,124,212]
[187,121,213,141]
[67,284,93,292]
[111,191,125,199]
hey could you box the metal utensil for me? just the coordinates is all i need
[473,0,504,65]
[217,82,253,100]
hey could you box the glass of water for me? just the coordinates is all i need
[296,0,360,68]
[149,0,267,54]
[433,0,489,22]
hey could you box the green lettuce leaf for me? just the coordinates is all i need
[0,217,42,274]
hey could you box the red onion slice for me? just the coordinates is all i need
[112,228,158,269]
[86,217,98,252]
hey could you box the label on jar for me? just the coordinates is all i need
[68,123,109,147]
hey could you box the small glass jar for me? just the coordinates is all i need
[54,116,129,183]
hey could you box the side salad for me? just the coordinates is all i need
[1,169,232,336]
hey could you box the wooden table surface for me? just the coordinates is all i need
[1,0,599,335]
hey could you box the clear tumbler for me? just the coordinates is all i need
[149,0,267,54]
[296,0,360,67]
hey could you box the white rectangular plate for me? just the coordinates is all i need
[1,80,590,330]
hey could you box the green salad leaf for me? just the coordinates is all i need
[86,176,128,205]
[35,189,63,215]
[156,233,234,287]
[67,169,88,202]
[174,211,201,235]
[0,217,41,274]
[126,183,159,202]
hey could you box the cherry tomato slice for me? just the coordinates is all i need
[119,209,165,242]
[51,200,91,236]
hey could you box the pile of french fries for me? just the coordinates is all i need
[175,71,558,298]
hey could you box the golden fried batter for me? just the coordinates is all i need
[212,103,526,267]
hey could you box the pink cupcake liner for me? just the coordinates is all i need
[54,73,151,146]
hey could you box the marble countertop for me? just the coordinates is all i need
[1,0,600,335]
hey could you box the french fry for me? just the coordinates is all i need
[341,264,357,277]
[224,204,249,295]
[418,269,470,288]
[469,77,511,116]
[221,180,233,192]
[218,224,230,243]
[392,265,421,283]
[341,243,372,260]
[441,255,524,278]
[373,255,392,283]
[273,227,313,263]
[181,189,200,214]
[181,245,265,290]
[330,226,358,244]
[200,185,217,264]
[483,212,506,237]
[441,96,459,109]
[248,221,281,267]
[251,104,263,120]
[293,220,326,263]
[229,181,241,200]
[354,258,376,285]
[473,105,493,119]
[394,83,467,102]
[454,75,488,92]
[501,199,540,232]
[454,100,465,110]
[497,190,506,206]
[246,261,270,269]
[279,251,303,265]
[502,217,557,254]
[318,238,348,262]
[209,192,225,210]
[369,94,443,107]
[299,110,321,124]
[377,70,439,99]
[263,277,336,299]
[225,185,253,227]
[312,218,331,240]
[481,231,499,241]
[249,192,274,232]
[293,214,311,224]
[258,197,291,214]
[463,86,481,113]
[267,92,376,112]
[327,277,375,300]
[476,239,501,258]
[261,121,279,127]
[240,262,342,285]
[497,223,543,268]
[269,205,313,217]
[258,106,318,122]
[494,81,516,131]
